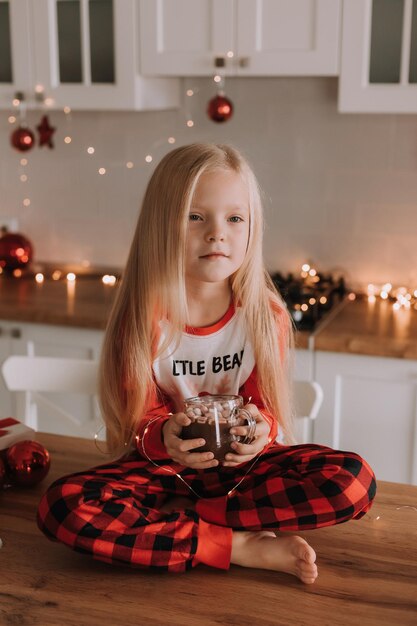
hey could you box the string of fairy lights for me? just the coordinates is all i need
[3,79,417,311]
[4,76,229,286]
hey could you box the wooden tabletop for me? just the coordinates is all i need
[1,432,416,626]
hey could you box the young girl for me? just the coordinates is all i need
[37,143,376,583]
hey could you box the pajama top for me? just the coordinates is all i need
[138,301,279,459]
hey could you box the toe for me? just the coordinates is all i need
[294,539,316,564]
[297,560,318,580]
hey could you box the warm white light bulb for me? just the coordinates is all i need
[187,120,194,127]
[126,161,134,169]
[145,155,153,163]
[35,273,44,283]
[98,167,106,175]
[102,274,116,286]
[87,147,95,154]
[301,263,310,272]
[66,272,76,282]
[23,198,30,207]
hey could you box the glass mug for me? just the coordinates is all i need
[181,394,257,462]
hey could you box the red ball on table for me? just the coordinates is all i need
[0,457,6,488]
[5,440,50,487]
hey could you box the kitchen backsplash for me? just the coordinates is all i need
[0,77,416,290]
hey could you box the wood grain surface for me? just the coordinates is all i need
[314,296,417,360]
[1,432,416,626]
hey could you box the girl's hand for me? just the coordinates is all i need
[162,412,219,470]
[222,404,270,467]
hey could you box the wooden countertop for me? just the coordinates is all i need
[1,276,416,359]
[314,297,417,360]
[1,432,416,626]
[0,275,115,330]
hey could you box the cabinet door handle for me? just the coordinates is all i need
[239,57,250,68]
[214,56,226,68]
[10,328,22,339]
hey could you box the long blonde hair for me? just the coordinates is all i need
[99,143,295,457]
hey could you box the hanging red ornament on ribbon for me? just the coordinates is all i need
[10,92,35,152]
[37,114,56,148]
[10,126,35,152]
[207,93,234,123]
[5,440,50,487]
[0,229,34,272]
[207,58,234,123]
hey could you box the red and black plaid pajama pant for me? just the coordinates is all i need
[37,443,376,573]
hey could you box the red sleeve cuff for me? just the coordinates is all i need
[137,415,171,460]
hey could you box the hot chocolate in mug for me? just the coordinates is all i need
[181,394,257,462]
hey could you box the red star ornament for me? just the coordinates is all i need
[37,114,56,148]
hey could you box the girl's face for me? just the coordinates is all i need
[185,169,250,287]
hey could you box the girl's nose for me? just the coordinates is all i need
[206,222,224,241]
[207,232,224,241]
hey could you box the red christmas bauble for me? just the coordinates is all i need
[6,440,50,487]
[0,457,6,489]
[207,94,234,123]
[0,232,34,272]
[10,126,35,152]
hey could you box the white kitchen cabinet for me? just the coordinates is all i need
[0,319,104,439]
[139,0,341,77]
[339,0,417,112]
[0,0,179,110]
[314,350,417,485]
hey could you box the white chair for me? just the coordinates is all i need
[293,380,323,443]
[2,355,322,443]
[1,355,100,436]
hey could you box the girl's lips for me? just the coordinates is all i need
[200,252,228,258]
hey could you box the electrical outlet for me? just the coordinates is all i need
[0,217,19,233]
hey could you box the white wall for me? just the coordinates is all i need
[1,77,416,290]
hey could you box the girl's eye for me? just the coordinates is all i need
[229,215,243,223]
[189,213,203,221]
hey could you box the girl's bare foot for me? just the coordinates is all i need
[231,530,318,584]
